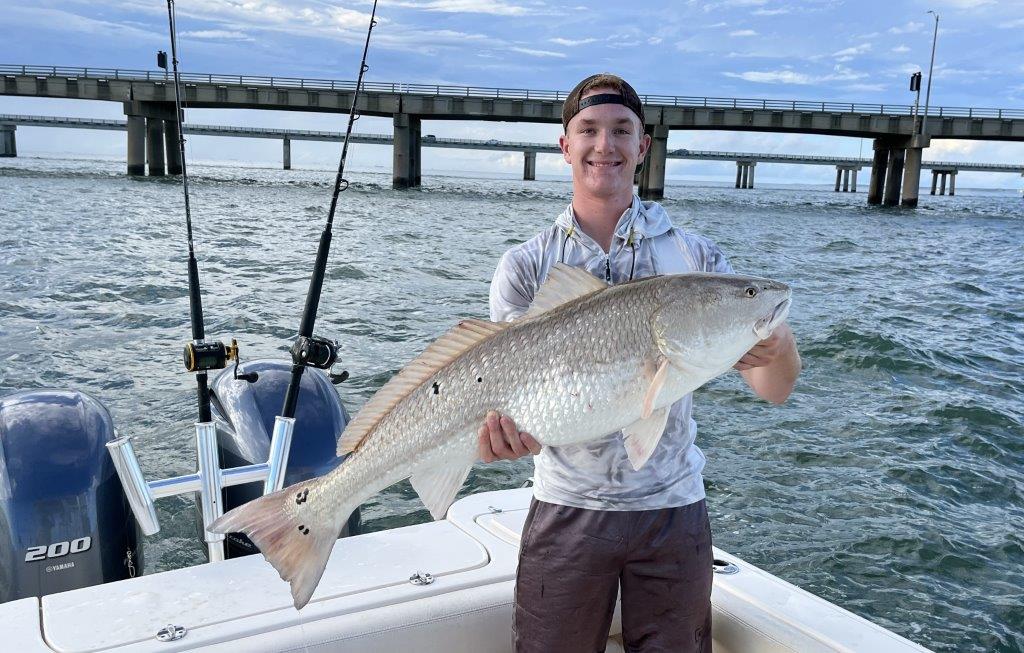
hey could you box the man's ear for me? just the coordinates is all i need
[558,133,571,164]
[638,130,652,160]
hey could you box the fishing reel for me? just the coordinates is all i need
[290,335,349,385]
[183,339,258,383]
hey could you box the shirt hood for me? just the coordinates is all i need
[554,195,674,243]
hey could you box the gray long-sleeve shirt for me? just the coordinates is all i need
[489,195,734,510]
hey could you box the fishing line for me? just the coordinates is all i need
[278,0,380,420]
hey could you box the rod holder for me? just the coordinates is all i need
[105,417,298,563]
[265,416,295,494]
[106,434,160,536]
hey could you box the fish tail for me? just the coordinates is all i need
[210,479,351,610]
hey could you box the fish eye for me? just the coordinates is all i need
[745,287,758,298]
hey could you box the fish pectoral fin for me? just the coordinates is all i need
[410,464,473,521]
[622,408,669,471]
[520,262,608,321]
[642,356,670,420]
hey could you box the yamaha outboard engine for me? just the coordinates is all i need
[207,359,358,558]
[0,390,142,603]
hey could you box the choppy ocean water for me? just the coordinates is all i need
[1,155,1022,652]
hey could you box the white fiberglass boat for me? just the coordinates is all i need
[3,487,931,653]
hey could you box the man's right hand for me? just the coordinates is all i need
[478,410,541,462]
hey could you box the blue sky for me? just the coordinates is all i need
[3,0,1023,187]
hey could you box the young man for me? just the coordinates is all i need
[478,73,801,652]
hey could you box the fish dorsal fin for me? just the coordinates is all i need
[337,318,508,455]
[521,262,608,320]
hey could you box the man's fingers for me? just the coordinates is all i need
[477,426,495,463]
[486,411,515,460]
[501,415,527,457]
[521,432,542,455]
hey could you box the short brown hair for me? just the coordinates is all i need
[562,73,645,132]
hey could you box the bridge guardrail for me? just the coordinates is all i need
[4,65,1023,120]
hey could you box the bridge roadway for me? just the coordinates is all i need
[4,114,1019,197]
[3,64,1024,204]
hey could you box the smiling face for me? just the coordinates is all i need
[559,87,651,202]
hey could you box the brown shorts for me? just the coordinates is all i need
[513,499,713,653]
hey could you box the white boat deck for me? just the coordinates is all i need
[2,488,932,652]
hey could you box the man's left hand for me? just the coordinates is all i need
[733,322,795,371]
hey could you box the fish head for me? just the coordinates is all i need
[652,273,791,371]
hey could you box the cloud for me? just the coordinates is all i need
[548,37,598,46]
[724,64,866,85]
[753,7,791,14]
[708,21,729,27]
[997,17,1024,28]
[892,45,910,53]
[383,0,547,16]
[833,43,871,62]
[7,6,164,42]
[844,83,887,92]
[730,29,758,37]
[181,30,253,41]
[889,21,923,34]
[508,46,566,58]
[648,36,663,45]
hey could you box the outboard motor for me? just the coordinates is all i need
[207,359,358,558]
[0,390,142,603]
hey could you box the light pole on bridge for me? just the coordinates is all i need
[920,10,940,136]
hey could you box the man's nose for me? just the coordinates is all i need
[595,129,614,152]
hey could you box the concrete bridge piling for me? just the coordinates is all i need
[523,151,536,181]
[164,120,182,175]
[734,161,756,189]
[126,115,146,176]
[640,125,669,200]
[283,136,291,170]
[834,166,860,192]
[392,114,421,189]
[931,169,957,195]
[0,124,15,156]
[146,117,165,176]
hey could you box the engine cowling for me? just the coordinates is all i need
[0,390,142,603]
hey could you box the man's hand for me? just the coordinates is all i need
[478,411,541,463]
[734,322,796,371]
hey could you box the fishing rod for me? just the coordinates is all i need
[162,0,254,423]
[278,0,379,419]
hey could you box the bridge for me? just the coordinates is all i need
[5,114,1019,196]
[3,64,1023,205]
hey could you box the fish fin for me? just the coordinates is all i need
[410,464,473,521]
[622,407,669,471]
[338,318,508,455]
[209,480,347,610]
[641,356,671,420]
[520,262,608,320]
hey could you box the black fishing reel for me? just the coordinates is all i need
[290,335,349,385]
[183,339,258,382]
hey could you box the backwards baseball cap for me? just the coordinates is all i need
[561,73,645,132]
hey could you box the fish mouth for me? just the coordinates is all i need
[754,297,791,340]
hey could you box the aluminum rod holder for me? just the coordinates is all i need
[105,434,160,536]
[264,416,295,494]
[194,422,225,562]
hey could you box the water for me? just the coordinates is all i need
[1,155,1022,651]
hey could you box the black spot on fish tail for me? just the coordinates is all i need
[477,377,483,383]
[432,381,440,395]
[297,525,310,535]
[295,489,309,505]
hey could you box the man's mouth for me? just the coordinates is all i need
[586,160,622,168]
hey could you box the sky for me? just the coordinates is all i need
[3,0,1024,187]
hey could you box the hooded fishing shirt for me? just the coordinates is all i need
[489,195,734,511]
